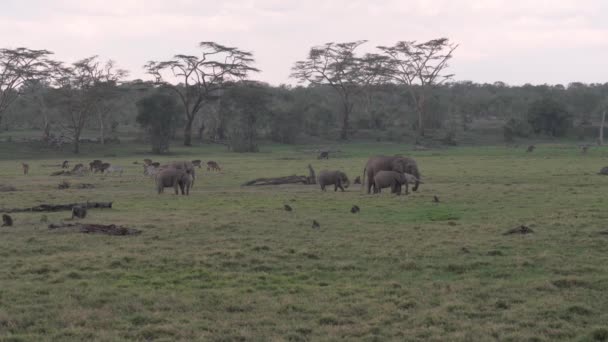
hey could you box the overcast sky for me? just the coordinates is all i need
[2,0,607,86]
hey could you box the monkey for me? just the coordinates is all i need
[1,214,13,227]
[21,163,29,175]
[71,206,87,219]
[61,160,69,169]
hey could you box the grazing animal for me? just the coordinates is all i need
[105,165,124,176]
[191,160,202,168]
[155,168,190,195]
[143,165,158,176]
[526,145,535,153]
[284,204,293,212]
[312,220,320,229]
[317,170,350,192]
[207,161,221,171]
[71,163,84,172]
[351,205,360,214]
[21,163,29,175]
[353,176,361,184]
[61,160,69,169]
[1,214,13,227]
[89,160,103,171]
[318,151,329,159]
[373,171,409,195]
[71,206,87,219]
[599,166,608,175]
[94,163,111,173]
[165,161,196,188]
[363,156,421,194]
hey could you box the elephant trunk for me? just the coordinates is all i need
[412,168,421,192]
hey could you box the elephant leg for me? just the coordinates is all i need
[174,184,179,195]
[366,173,374,194]
[404,182,409,195]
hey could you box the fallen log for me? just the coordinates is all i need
[0,202,112,213]
[48,223,141,236]
[242,175,311,186]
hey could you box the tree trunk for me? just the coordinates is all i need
[99,116,105,145]
[198,121,205,141]
[600,109,606,145]
[73,138,80,154]
[183,118,194,146]
[340,102,350,140]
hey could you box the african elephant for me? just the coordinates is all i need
[155,168,190,195]
[164,161,196,187]
[374,171,422,195]
[363,156,421,194]
[318,170,350,192]
[373,171,407,195]
[179,173,193,195]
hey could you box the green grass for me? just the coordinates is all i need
[1,141,608,341]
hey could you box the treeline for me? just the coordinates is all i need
[1,43,607,154]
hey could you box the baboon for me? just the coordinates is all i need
[71,206,87,219]
[351,205,360,213]
[526,145,535,152]
[207,161,221,171]
[1,214,13,227]
[191,160,202,168]
[318,151,329,159]
[433,195,440,203]
[312,220,320,229]
[599,166,608,175]
[21,163,29,175]
[61,160,69,169]
[581,145,589,154]
[284,204,293,212]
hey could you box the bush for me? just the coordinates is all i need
[135,91,181,154]
[503,118,533,142]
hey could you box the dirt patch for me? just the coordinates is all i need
[503,225,534,235]
[75,183,95,189]
[48,223,141,236]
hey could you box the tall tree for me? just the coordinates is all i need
[51,56,127,153]
[144,42,259,146]
[0,47,54,127]
[291,41,383,140]
[136,90,181,154]
[378,38,458,136]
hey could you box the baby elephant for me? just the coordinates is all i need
[155,168,191,195]
[373,171,408,195]
[317,170,350,192]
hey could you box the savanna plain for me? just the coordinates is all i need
[1,141,608,342]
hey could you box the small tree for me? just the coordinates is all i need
[527,98,572,137]
[136,90,181,154]
[145,42,259,146]
[0,47,54,127]
[378,38,458,137]
[291,41,383,140]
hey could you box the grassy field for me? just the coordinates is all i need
[1,141,608,341]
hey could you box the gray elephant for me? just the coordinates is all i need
[318,170,350,192]
[155,168,190,195]
[164,161,196,187]
[363,156,421,194]
[373,171,407,195]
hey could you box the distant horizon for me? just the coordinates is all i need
[2,0,607,87]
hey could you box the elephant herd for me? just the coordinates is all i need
[154,155,421,197]
[317,155,421,195]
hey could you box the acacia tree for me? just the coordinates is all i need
[378,38,458,136]
[144,42,259,146]
[0,47,54,127]
[136,90,181,154]
[52,56,127,153]
[291,41,383,140]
